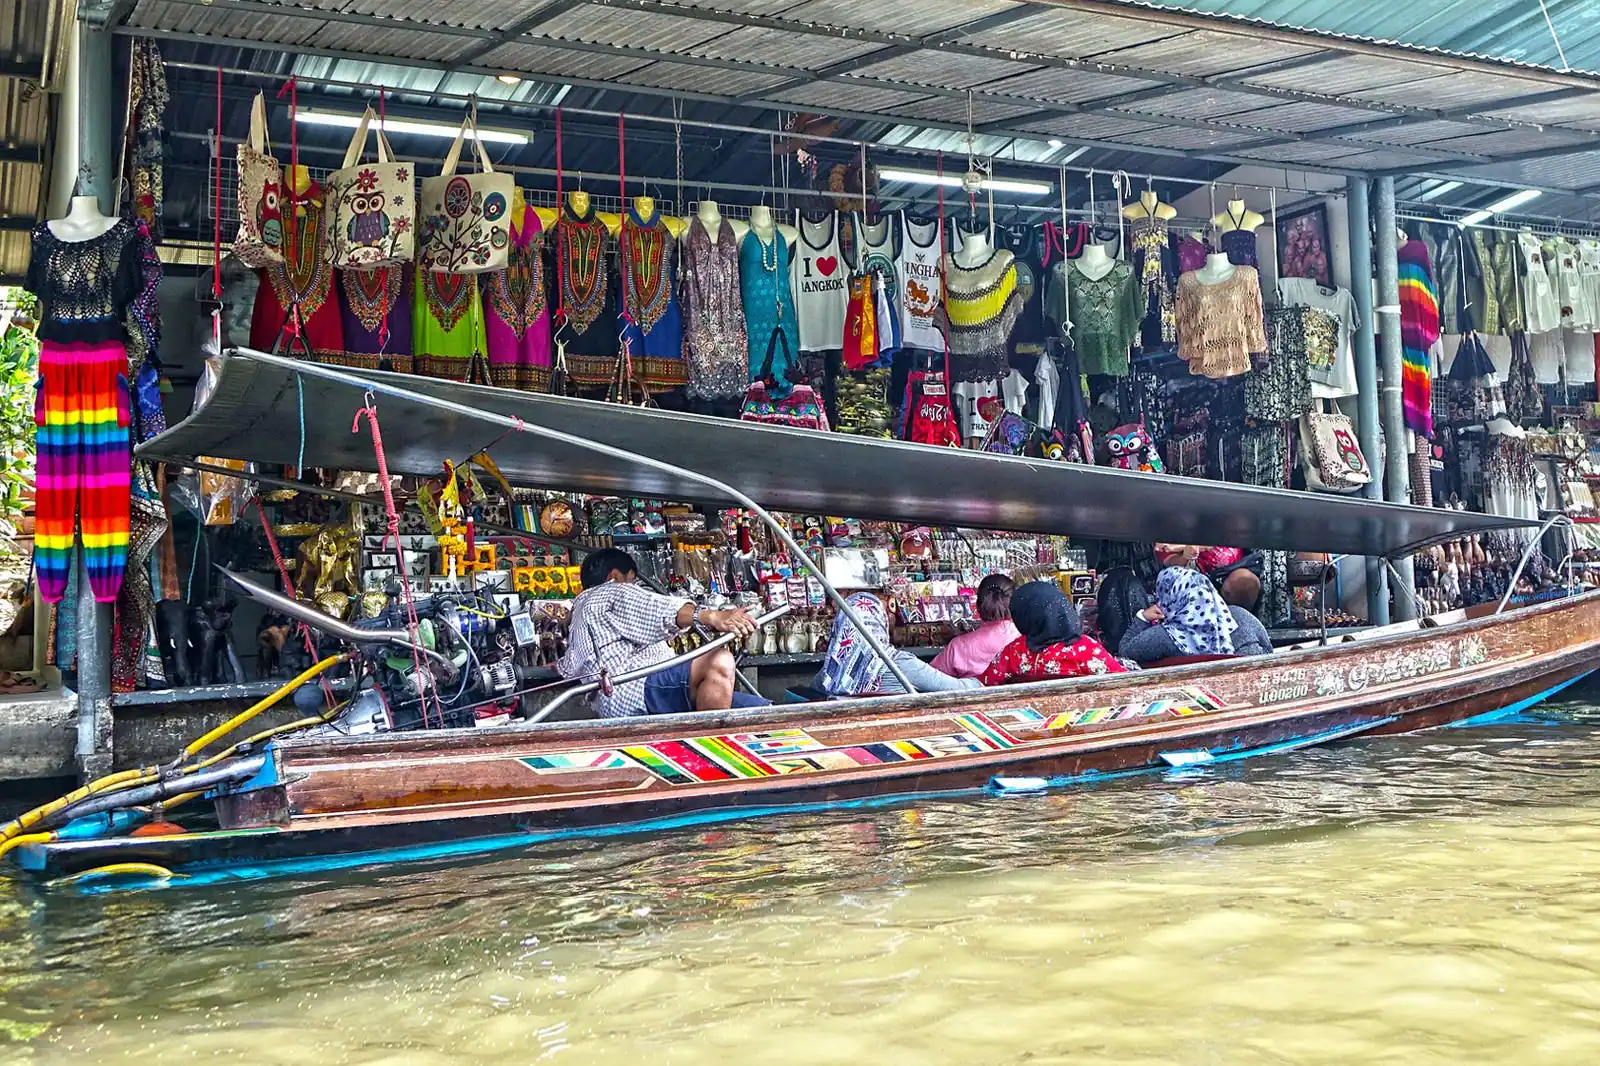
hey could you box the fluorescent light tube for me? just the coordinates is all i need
[1460,188,1540,226]
[294,110,529,146]
[1415,180,1462,202]
[877,167,1052,196]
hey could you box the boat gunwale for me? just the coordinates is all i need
[274,589,1600,761]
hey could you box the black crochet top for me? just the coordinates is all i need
[25,219,143,345]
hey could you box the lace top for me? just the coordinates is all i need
[1045,260,1141,377]
[26,219,145,345]
[1175,266,1267,379]
[941,248,1020,382]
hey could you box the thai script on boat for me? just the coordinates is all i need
[1257,640,1468,705]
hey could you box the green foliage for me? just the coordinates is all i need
[0,293,39,558]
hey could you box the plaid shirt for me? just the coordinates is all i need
[557,581,690,718]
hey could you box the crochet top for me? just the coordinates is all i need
[942,248,1021,381]
[26,219,145,345]
[1175,265,1267,379]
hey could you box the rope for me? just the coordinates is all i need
[554,107,565,327]
[255,497,338,708]
[212,66,222,300]
[296,374,306,475]
[936,151,953,393]
[352,394,440,726]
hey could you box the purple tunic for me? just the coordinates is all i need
[482,203,552,392]
[336,266,413,371]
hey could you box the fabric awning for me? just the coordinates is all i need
[138,350,1537,559]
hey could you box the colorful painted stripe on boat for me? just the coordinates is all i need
[1045,686,1229,731]
[518,750,631,773]
[955,713,1020,749]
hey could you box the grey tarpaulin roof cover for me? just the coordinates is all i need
[138,350,1537,559]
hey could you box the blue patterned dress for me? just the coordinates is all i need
[739,228,800,395]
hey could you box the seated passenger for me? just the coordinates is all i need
[1119,567,1273,664]
[980,580,1127,685]
[815,592,979,697]
[1094,565,1152,657]
[930,574,1020,679]
[557,548,769,717]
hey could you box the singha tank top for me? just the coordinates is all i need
[791,210,848,352]
[898,213,944,351]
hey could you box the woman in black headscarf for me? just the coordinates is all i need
[979,580,1127,686]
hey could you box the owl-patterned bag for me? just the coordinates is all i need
[233,93,285,267]
[327,107,415,270]
[1298,406,1372,492]
[417,112,514,275]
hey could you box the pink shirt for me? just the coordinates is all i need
[930,620,1021,679]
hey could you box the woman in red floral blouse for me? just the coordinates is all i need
[979,580,1127,686]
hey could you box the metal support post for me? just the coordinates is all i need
[1346,176,1388,625]
[72,20,118,778]
[1373,177,1416,621]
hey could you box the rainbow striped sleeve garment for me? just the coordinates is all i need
[1397,240,1441,440]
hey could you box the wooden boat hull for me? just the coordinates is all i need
[17,592,1600,883]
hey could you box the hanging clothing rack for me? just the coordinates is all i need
[1395,207,1600,241]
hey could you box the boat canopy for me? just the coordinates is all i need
[140,349,1537,560]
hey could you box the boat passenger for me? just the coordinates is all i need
[815,592,979,697]
[979,580,1127,685]
[557,548,769,717]
[1094,566,1152,657]
[1118,567,1273,664]
[930,574,1020,679]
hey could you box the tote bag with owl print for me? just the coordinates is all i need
[233,93,285,267]
[1299,405,1372,493]
[327,107,415,269]
[417,113,514,274]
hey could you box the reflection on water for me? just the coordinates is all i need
[7,689,1600,1062]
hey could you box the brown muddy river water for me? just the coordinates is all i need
[5,684,1600,1064]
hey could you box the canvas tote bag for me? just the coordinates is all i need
[1299,403,1373,492]
[327,107,415,269]
[418,112,515,274]
[232,93,285,267]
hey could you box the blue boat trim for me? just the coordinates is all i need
[991,717,1395,794]
[1443,669,1595,729]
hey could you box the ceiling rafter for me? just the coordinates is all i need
[113,25,1375,181]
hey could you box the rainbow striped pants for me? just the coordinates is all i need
[36,341,132,603]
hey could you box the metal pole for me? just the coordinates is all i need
[1346,176,1389,626]
[228,349,920,694]
[1373,176,1416,622]
[72,22,118,779]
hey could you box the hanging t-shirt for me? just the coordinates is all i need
[953,371,1030,442]
[898,213,944,351]
[1277,277,1360,399]
[791,210,848,352]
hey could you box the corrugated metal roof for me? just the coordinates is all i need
[1095,29,1318,78]
[1123,0,1600,75]
[968,8,1183,58]
[982,67,1163,105]
[778,0,1022,38]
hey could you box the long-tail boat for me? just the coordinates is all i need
[3,350,1591,888]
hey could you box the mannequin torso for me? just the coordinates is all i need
[749,205,797,246]
[1194,251,1238,285]
[691,200,748,242]
[48,196,121,241]
[634,195,685,239]
[1122,190,1176,221]
[1211,199,1264,234]
[952,231,991,269]
[567,191,621,236]
[1073,243,1116,282]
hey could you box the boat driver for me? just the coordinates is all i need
[557,548,769,717]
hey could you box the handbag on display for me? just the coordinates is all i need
[417,111,515,274]
[1299,404,1373,492]
[232,93,285,267]
[740,329,827,430]
[327,107,416,270]
[607,340,655,408]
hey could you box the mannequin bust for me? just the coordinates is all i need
[749,204,797,246]
[566,190,620,236]
[952,230,991,268]
[1073,242,1116,282]
[1122,189,1176,221]
[1212,198,1264,234]
[519,188,557,230]
[49,195,120,241]
[1194,251,1237,285]
[634,194,686,238]
[691,199,747,242]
